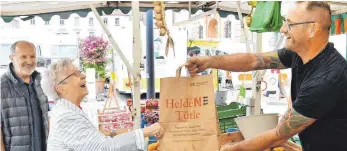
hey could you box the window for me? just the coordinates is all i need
[44,21,50,25]
[74,17,79,26]
[140,13,144,22]
[89,32,95,37]
[115,18,120,26]
[103,18,108,25]
[50,45,78,59]
[198,26,203,39]
[0,44,12,67]
[224,21,232,38]
[60,19,65,25]
[89,18,94,26]
[12,20,19,28]
[30,18,35,25]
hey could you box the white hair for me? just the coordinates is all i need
[41,58,74,101]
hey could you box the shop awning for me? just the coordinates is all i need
[331,13,347,35]
[329,2,347,35]
[0,1,251,23]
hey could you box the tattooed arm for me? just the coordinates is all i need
[208,51,288,72]
[221,108,316,151]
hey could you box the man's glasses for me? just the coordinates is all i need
[282,17,315,30]
[58,70,83,85]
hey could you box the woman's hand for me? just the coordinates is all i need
[143,123,164,139]
[220,142,238,151]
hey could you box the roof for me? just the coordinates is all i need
[0,1,252,23]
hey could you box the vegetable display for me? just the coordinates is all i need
[153,1,175,57]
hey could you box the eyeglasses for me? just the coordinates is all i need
[282,17,315,30]
[58,70,83,85]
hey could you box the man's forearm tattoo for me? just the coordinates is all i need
[276,108,316,139]
[254,54,266,70]
[254,52,284,70]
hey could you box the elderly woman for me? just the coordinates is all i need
[42,58,163,151]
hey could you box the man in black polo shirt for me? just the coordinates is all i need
[186,1,347,151]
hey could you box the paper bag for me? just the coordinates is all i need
[159,65,220,151]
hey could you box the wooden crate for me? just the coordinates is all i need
[220,131,302,151]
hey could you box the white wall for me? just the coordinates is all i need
[329,34,346,59]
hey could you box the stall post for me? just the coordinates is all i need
[89,4,135,77]
[252,33,263,115]
[90,3,142,128]
[236,1,251,53]
[146,9,155,99]
[132,1,143,129]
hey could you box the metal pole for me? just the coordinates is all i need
[236,1,251,53]
[146,10,155,99]
[188,1,192,19]
[252,33,262,115]
[89,4,136,78]
[131,1,142,129]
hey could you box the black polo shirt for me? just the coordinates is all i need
[278,43,347,151]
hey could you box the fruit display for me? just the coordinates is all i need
[144,110,159,124]
[141,105,146,113]
[148,141,160,151]
[273,147,285,151]
[153,1,175,57]
[145,99,159,107]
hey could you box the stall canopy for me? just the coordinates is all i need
[329,2,347,35]
[0,1,252,23]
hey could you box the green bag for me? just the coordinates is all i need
[250,1,283,33]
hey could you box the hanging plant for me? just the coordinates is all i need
[79,36,110,79]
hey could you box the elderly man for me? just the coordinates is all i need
[41,58,164,151]
[1,41,50,151]
[186,2,347,151]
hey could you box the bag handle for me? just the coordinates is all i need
[176,64,187,77]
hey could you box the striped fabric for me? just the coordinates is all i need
[47,98,146,151]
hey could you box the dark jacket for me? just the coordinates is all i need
[1,63,49,151]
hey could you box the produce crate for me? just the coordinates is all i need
[217,102,247,133]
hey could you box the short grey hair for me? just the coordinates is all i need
[10,40,36,54]
[41,58,74,100]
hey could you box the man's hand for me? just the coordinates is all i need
[185,56,212,76]
[185,51,288,76]
[220,142,238,151]
[223,108,316,151]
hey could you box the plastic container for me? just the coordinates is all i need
[215,90,228,105]
[226,128,239,133]
[234,113,279,140]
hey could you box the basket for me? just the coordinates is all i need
[217,102,247,133]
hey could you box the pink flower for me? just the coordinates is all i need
[79,36,109,65]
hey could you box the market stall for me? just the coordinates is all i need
[0,0,251,130]
[2,1,347,150]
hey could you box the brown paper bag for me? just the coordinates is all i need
[159,65,220,151]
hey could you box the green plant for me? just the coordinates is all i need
[79,36,110,79]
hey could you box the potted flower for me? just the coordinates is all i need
[79,36,109,93]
